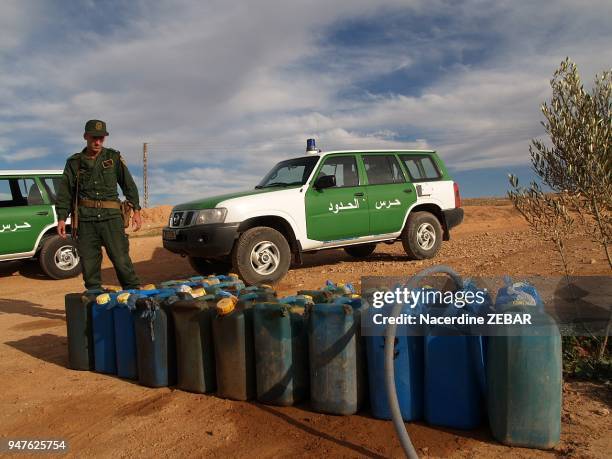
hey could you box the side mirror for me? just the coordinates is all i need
[314,174,336,190]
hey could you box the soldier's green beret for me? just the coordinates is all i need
[84,119,109,136]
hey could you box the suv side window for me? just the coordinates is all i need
[317,156,359,187]
[400,155,441,181]
[363,155,405,185]
[0,178,41,207]
[0,179,13,205]
[40,177,61,204]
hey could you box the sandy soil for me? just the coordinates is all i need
[0,204,610,458]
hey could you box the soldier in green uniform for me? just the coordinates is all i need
[56,119,142,291]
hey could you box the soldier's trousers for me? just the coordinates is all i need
[77,217,140,290]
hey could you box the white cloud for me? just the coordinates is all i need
[0,147,50,163]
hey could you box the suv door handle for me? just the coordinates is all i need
[404,189,413,193]
[36,211,49,216]
[354,192,364,197]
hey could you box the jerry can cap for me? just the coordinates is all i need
[176,284,192,293]
[216,296,237,315]
[96,293,111,305]
[117,292,131,304]
[191,287,206,298]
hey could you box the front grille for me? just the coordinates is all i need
[169,210,200,228]
[170,211,184,227]
[184,211,194,226]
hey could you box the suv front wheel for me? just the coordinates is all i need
[232,226,291,285]
[401,211,442,260]
[39,235,82,279]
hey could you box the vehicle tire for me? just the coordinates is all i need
[39,235,82,279]
[188,256,232,276]
[401,211,443,260]
[231,226,291,285]
[344,243,377,258]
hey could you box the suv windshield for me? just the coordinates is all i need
[256,156,319,189]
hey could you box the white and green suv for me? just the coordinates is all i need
[0,170,81,279]
[163,144,463,284]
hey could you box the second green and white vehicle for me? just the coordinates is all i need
[163,141,463,285]
[0,170,81,279]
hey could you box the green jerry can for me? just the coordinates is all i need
[487,281,562,449]
[171,294,217,393]
[253,298,310,406]
[308,295,368,415]
[65,292,96,370]
[212,294,257,400]
[133,292,179,387]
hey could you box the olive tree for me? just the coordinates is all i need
[509,58,611,358]
[508,178,574,280]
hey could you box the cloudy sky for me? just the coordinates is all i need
[1,0,610,204]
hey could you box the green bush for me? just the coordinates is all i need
[563,336,612,382]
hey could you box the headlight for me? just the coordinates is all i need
[195,208,227,225]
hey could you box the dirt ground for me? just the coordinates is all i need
[0,203,610,458]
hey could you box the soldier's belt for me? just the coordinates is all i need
[79,199,121,209]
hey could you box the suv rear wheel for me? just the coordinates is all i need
[188,256,232,276]
[344,243,377,258]
[401,211,442,260]
[232,226,291,285]
[39,235,81,279]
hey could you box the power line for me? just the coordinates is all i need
[143,142,149,208]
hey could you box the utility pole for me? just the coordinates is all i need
[142,142,149,208]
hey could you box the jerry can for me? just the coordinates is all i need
[65,292,96,370]
[308,297,367,415]
[133,292,179,387]
[254,300,310,405]
[212,294,257,400]
[112,292,139,379]
[364,298,424,421]
[91,293,117,374]
[487,281,561,449]
[423,283,489,430]
[171,295,217,393]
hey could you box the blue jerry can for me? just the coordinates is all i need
[487,281,561,449]
[423,282,490,429]
[365,301,424,421]
[91,293,117,374]
[112,293,139,380]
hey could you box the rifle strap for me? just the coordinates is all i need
[73,156,81,239]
